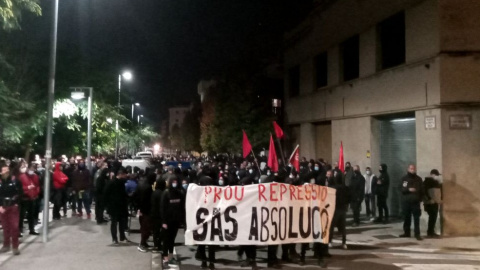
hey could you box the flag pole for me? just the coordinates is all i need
[250,149,261,172]
[275,137,287,170]
[288,144,300,173]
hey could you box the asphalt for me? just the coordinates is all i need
[1,205,480,270]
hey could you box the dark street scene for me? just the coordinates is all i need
[0,0,479,270]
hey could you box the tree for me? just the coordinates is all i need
[200,78,274,154]
[0,0,41,31]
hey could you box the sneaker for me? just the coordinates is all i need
[12,248,20,255]
[137,245,148,253]
[29,231,40,236]
[0,246,10,253]
[112,240,119,246]
[119,238,130,244]
[237,254,243,262]
[162,260,169,269]
[342,244,348,250]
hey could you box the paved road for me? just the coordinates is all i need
[1,206,480,270]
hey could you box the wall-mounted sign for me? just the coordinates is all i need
[425,116,436,130]
[366,150,371,158]
[449,115,472,130]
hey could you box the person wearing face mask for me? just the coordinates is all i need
[363,167,377,221]
[52,162,69,220]
[374,164,390,224]
[71,160,92,219]
[343,162,353,187]
[399,164,424,240]
[195,174,217,269]
[0,162,22,255]
[423,169,442,238]
[18,163,40,236]
[161,176,185,268]
[350,165,365,227]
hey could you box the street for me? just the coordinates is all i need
[2,205,478,270]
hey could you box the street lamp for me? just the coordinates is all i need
[43,0,59,243]
[70,87,93,172]
[131,102,140,120]
[138,114,144,124]
[115,71,133,159]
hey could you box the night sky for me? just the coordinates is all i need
[28,0,311,128]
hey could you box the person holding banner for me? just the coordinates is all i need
[329,170,350,249]
[195,173,217,270]
[161,176,185,268]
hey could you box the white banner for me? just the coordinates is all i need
[185,183,336,245]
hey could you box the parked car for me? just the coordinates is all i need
[121,156,153,172]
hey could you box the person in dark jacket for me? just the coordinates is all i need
[104,167,129,244]
[399,164,424,240]
[0,162,22,255]
[94,161,108,224]
[71,160,92,218]
[350,165,365,226]
[151,178,166,253]
[374,164,390,223]
[161,175,185,268]
[134,173,155,252]
[423,169,442,238]
[195,174,217,269]
[329,171,350,249]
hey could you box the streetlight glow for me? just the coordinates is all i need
[122,71,133,80]
[71,91,85,100]
[135,102,140,106]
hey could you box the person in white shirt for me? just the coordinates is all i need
[363,167,377,220]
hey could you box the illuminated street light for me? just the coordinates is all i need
[115,71,133,159]
[131,102,140,119]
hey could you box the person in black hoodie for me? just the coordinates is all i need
[161,175,185,268]
[134,173,155,252]
[329,170,350,249]
[104,167,129,245]
[374,164,390,224]
[151,178,166,253]
[195,173,217,270]
[350,165,365,227]
[399,164,424,240]
[94,161,109,224]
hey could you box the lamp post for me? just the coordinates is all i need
[71,87,93,171]
[131,102,140,120]
[43,0,59,243]
[115,71,133,159]
[138,114,144,124]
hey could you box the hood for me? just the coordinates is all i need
[54,162,62,172]
[155,179,166,191]
[380,163,388,172]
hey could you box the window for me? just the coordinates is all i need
[315,52,328,88]
[288,66,300,97]
[341,35,359,81]
[378,11,405,69]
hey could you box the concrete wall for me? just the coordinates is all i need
[441,108,480,236]
[440,55,480,103]
[315,123,332,162]
[285,58,440,124]
[439,0,480,51]
[332,117,372,170]
[300,123,316,160]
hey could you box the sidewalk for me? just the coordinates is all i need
[0,206,151,270]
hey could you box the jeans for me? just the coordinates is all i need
[1,205,20,249]
[76,190,91,215]
[424,203,439,235]
[403,201,421,236]
[19,199,36,232]
[365,193,376,217]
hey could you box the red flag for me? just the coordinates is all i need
[288,144,300,172]
[272,121,284,139]
[242,130,252,158]
[267,135,279,172]
[338,141,345,173]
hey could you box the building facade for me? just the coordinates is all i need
[168,106,191,133]
[284,0,480,236]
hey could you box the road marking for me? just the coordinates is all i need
[394,264,480,270]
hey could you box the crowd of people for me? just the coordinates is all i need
[0,154,442,269]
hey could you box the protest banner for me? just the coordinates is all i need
[185,182,336,245]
